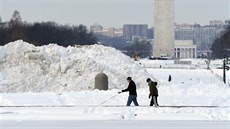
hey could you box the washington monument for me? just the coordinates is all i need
[154,0,175,58]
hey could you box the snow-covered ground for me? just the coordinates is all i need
[0,40,230,125]
[1,84,230,121]
[2,120,230,129]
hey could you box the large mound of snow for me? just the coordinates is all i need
[0,40,155,92]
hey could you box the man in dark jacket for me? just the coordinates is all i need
[119,77,139,106]
[168,75,172,82]
[146,78,159,107]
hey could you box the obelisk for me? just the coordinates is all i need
[154,0,175,58]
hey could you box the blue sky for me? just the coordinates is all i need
[0,0,229,28]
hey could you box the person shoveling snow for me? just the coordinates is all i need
[118,77,139,106]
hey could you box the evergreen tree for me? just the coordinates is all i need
[211,26,230,58]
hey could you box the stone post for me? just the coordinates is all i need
[94,73,108,90]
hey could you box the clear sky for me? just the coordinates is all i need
[0,0,229,28]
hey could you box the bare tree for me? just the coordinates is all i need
[9,10,25,41]
[10,10,22,24]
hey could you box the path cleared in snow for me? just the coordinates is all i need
[1,106,229,121]
[2,120,230,129]
[1,85,230,121]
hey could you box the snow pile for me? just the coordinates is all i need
[0,40,155,92]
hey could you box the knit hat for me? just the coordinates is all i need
[146,78,151,82]
[127,77,132,80]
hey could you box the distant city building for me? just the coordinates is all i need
[147,27,154,39]
[91,19,227,54]
[90,23,122,37]
[209,20,224,27]
[174,40,197,59]
[123,24,148,40]
[175,21,225,51]
[100,27,123,37]
[90,23,103,32]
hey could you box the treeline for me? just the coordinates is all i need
[95,33,128,49]
[95,33,153,58]
[0,22,97,46]
[122,38,152,58]
[0,11,97,46]
[211,25,230,58]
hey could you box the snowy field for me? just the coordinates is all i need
[1,41,230,128]
[1,84,230,121]
[2,120,230,129]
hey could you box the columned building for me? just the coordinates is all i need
[175,22,225,50]
[174,40,197,59]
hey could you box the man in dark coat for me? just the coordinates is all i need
[146,78,159,107]
[168,75,172,82]
[119,77,139,106]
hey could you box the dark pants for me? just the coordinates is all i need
[127,95,139,106]
[150,95,159,107]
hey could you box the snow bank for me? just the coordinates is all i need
[0,40,155,92]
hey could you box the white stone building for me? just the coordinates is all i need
[174,40,197,59]
[175,22,225,50]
